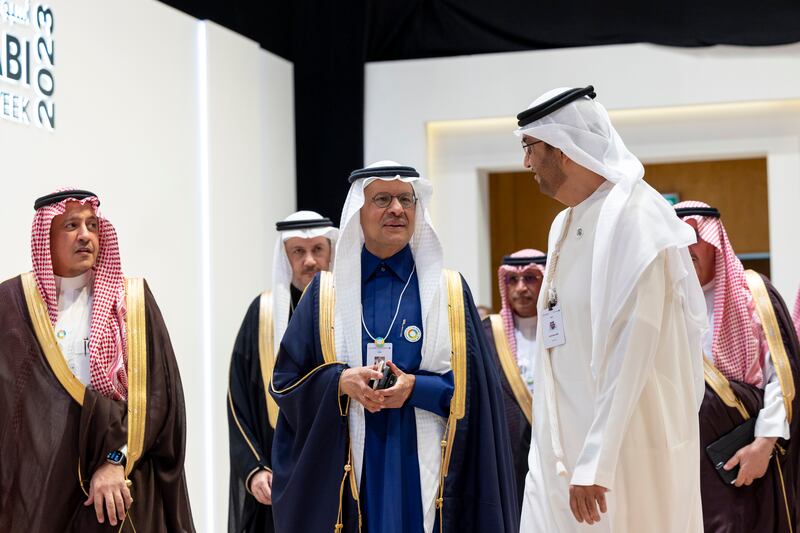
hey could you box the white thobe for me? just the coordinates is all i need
[514,315,537,394]
[54,271,93,386]
[521,182,703,532]
[702,283,790,439]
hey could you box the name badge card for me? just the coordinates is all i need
[367,343,393,367]
[541,305,566,349]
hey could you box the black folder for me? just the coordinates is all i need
[705,417,757,485]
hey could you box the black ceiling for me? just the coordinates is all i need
[161,0,800,62]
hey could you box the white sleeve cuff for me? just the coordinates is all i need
[754,379,790,439]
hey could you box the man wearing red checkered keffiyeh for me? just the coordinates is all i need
[0,189,195,532]
[30,188,128,399]
[496,249,546,370]
[675,200,800,533]
[481,249,545,517]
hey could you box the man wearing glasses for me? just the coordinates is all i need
[482,250,546,516]
[269,161,518,533]
[515,87,707,533]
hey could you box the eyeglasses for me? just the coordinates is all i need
[521,139,543,155]
[507,274,543,286]
[370,192,417,209]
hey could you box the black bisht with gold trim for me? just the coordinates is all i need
[269,271,519,532]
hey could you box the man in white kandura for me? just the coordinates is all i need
[515,86,707,532]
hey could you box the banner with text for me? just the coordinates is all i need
[1,1,55,130]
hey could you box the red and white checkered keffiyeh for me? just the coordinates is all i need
[793,288,800,343]
[31,189,128,400]
[497,249,546,360]
[674,200,762,385]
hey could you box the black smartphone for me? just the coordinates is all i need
[370,361,397,390]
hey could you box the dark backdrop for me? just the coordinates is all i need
[160,0,800,222]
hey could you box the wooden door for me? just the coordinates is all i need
[487,171,562,311]
[488,158,769,311]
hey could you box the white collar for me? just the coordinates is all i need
[55,270,93,293]
[514,314,537,328]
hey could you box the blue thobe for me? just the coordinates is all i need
[360,245,454,533]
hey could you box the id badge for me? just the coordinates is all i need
[367,343,393,367]
[541,305,566,349]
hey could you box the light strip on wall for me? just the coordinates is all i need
[195,20,216,532]
[426,99,800,134]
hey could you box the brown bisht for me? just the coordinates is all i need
[481,315,530,514]
[700,273,800,533]
[0,274,195,532]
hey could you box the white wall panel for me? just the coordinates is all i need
[0,2,296,531]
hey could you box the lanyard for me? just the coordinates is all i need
[543,208,574,310]
[540,208,575,478]
[361,264,417,348]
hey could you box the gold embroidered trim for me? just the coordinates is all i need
[228,385,261,462]
[78,459,90,497]
[258,291,280,428]
[245,466,262,495]
[269,361,345,395]
[703,357,750,420]
[437,269,467,532]
[489,314,533,426]
[117,510,137,533]
[124,278,147,478]
[28,274,144,494]
[319,271,337,364]
[774,446,795,533]
[444,270,467,422]
[745,270,795,423]
[315,272,362,531]
[21,272,86,405]
[336,446,363,532]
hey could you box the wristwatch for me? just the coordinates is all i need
[106,445,128,467]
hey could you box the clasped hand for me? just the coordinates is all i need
[340,361,415,412]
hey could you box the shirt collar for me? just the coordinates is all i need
[55,269,94,294]
[361,244,415,282]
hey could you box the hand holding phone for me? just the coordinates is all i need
[370,360,398,390]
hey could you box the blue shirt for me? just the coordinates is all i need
[360,245,454,533]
